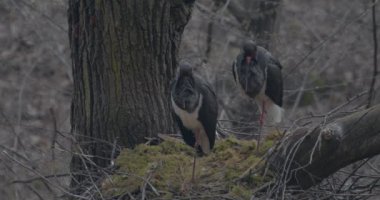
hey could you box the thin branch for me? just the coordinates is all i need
[15,63,37,151]
[289,55,323,118]
[11,173,71,184]
[50,108,58,161]
[2,151,88,199]
[284,0,379,80]
[16,0,67,32]
[367,0,378,108]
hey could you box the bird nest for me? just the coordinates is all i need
[100,135,280,199]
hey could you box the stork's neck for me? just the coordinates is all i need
[172,93,203,115]
[243,57,257,65]
[172,79,201,113]
[243,52,257,65]
[245,56,252,64]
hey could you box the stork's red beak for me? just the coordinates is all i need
[245,56,252,64]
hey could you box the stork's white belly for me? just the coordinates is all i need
[254,80,268,103]
[254,84,284,124]
[171,95,211,153]
[171,95,203,131]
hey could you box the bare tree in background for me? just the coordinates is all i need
[228,0,280,48]
[67,0,194,194]
[203,0,281,62]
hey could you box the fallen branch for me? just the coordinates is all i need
[268,104,380,189]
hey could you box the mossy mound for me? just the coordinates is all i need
[101,136,278,199]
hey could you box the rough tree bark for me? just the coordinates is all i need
[268,104,380,189]
[68,0,194,193]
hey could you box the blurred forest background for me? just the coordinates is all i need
[0,0,378,199]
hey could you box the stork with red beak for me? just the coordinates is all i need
[232,41,284,144]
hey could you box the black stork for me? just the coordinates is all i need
[170,62,218,181]
[232,41,284,145]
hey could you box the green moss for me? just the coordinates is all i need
[101,137,277,199]
[265,130,283,141]
[230,185,252,200]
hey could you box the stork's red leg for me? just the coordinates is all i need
[257,101,266,150]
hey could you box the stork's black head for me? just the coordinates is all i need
[242,40,257,64]
[172,62,200,112]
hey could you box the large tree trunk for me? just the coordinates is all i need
[268,104,380,189]
[68,0,194,193]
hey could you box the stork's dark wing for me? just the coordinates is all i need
[201,77,217,100]
[232,54,245,84]
[173,114,196,148]
[269,54,283,69]
[265,57,283,107]
[170,78,197,148]
[198,80,218,150]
